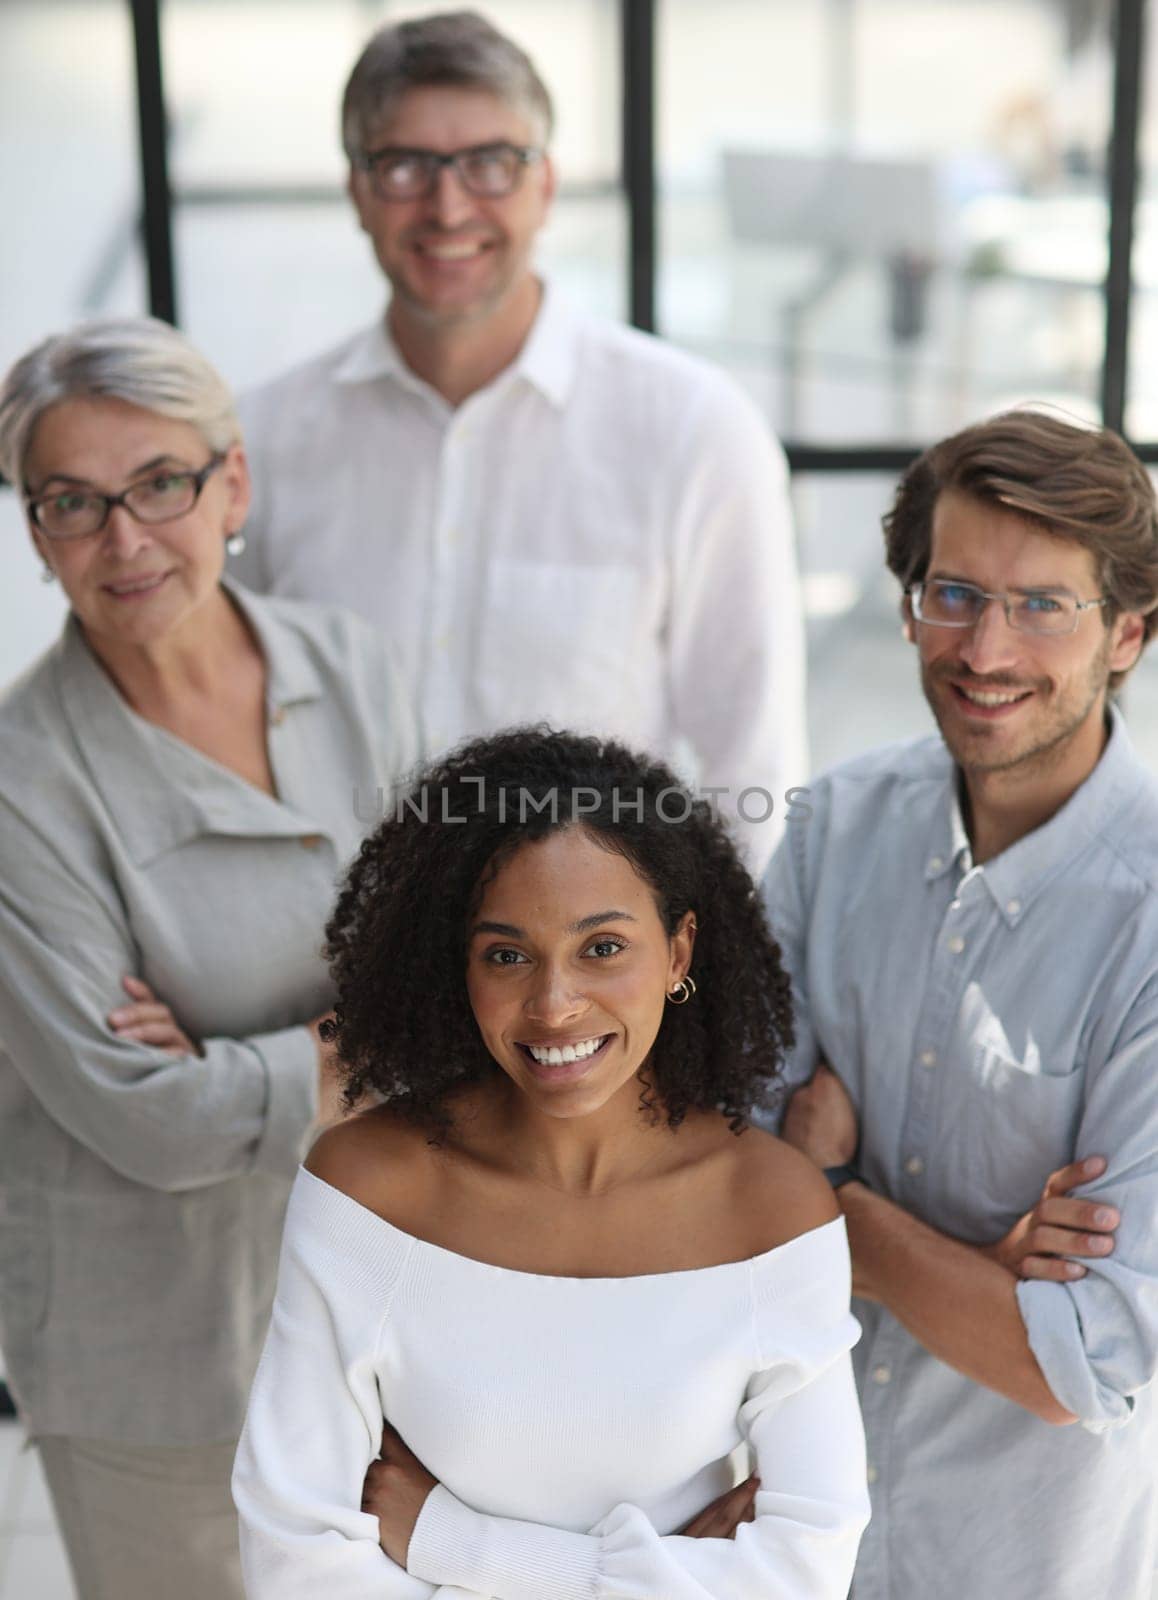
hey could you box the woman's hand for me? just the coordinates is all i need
[108,975,199,1057]
[362,1422,439,1568]
[678,1474,760,1538]
[981,1155,1119,1281]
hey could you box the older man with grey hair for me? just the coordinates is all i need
[234,9,805,872]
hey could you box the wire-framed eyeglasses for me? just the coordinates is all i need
[910,578,1107,637]
[355,140,544,201]
[26,456,226,542]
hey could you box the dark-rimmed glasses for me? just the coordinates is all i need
[910,578,1107,637]
[26,456,225,541]
[355,140,544,201]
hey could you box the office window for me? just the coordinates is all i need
[0,1,135,681]
[1125,5,1158,440]
[658,0,1114,443]
[0,1,145,372]
[162,0,624,393]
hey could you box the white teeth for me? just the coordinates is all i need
[961,689,1026,706]
[424,243,483,260]
[527,1036,605,1065]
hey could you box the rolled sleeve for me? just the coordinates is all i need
[1017,1013,1158,1432]
[1018,1280,1134,1430]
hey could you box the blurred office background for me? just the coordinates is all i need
[5,0,1158,771]
[2,4,1158,1592]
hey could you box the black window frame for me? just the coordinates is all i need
[127,0,1152,469]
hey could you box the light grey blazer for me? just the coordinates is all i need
[0,583,417,1444]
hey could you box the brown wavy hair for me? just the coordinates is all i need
[883,409,1158,689]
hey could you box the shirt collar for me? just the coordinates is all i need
[923,704,1139,925]
[330,279,579,410]
[55,583,325,866]
[222,576,326,717]
[330,319,408,387]
[509,281,578,408]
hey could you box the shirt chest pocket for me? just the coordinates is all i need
[475,560,642,730]
[939,1045,1087,1230]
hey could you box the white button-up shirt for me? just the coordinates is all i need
[237,287,806,870]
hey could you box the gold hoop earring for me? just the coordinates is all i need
[667,974,697,1006]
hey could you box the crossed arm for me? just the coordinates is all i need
[107,978,344,1122]
[781,1065,1126,1426]
[362,1426,760,1572]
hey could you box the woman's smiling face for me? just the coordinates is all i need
[23,395,248,652]
[465,826,694,1120]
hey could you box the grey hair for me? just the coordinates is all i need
[341,9,554,161]
[0,316,241,488]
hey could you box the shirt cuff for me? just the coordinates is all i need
[248,1024,320,1177]
[1017,1279,1133,1432]
[407,1484,600,1600]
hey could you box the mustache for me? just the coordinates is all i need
[927,663,1038,693]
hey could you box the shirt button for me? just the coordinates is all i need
[928,856,944,872]
[1007,898,1021,916]
[919,1049,937,1068]
[947,935,965,954]
[300,834,323,850]
[905,1155,925,1177]
[872,1365,891,1385]
[866,1464,879,1485]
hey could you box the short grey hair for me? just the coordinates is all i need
[0,316,241,488]
[341,10,554,161]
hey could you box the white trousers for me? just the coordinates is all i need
[35,1435,244,1600]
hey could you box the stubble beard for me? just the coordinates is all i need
[387,240,529,335]
[920,633,1113,779]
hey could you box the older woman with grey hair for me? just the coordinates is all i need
[0,317,417,1600]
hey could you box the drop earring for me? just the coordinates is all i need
[225,531,247,557]
[40,567,56,585]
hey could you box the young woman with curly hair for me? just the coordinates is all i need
[233,728,869,1599]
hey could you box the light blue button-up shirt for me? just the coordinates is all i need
[763,708,1158,1599]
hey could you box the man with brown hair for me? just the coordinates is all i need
[764,409,1158,1598]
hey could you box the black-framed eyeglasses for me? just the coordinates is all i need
[910,578,1107,637]
[26,456,226,542]
[355,140,544,201]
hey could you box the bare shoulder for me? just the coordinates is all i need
[727,1125,839,1253]
[305,1106,440,1220]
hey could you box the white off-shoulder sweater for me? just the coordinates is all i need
[233,1168,869,1599]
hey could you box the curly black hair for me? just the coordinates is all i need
[323,727,793,1136]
